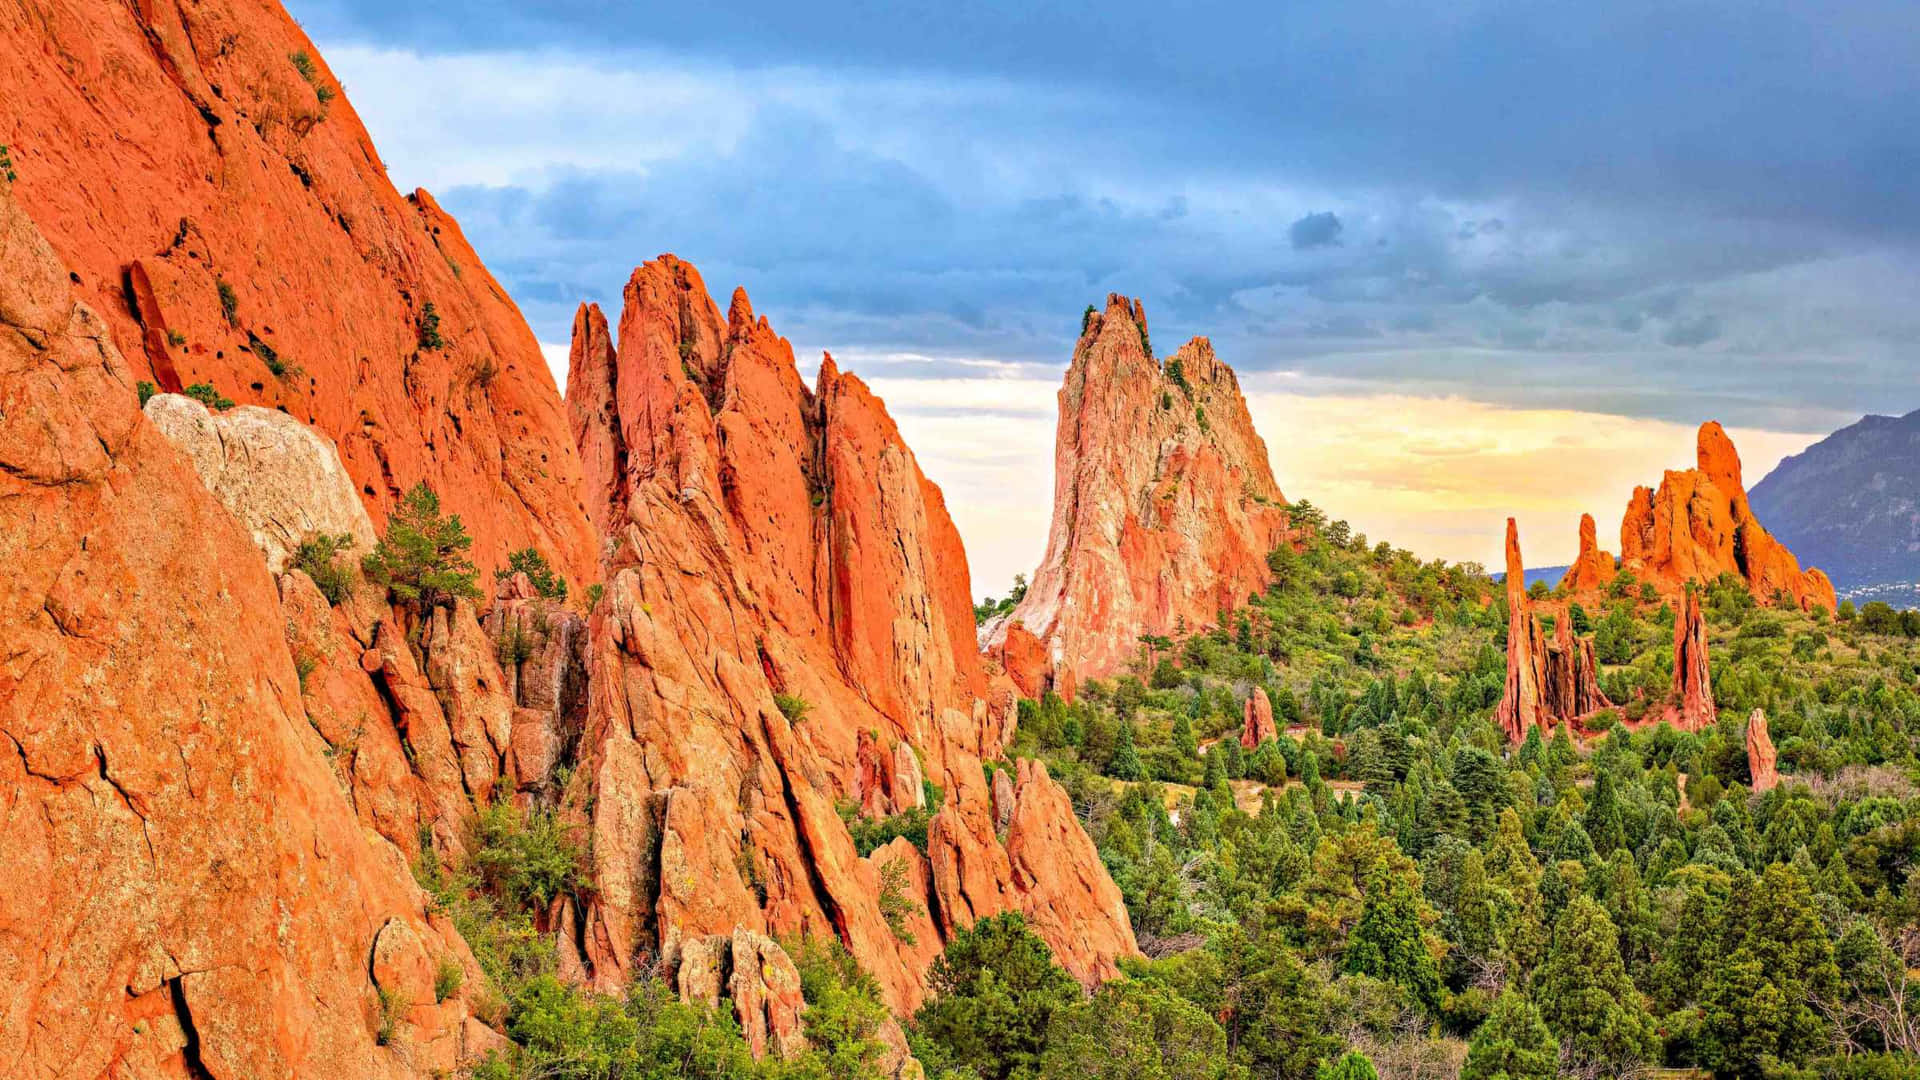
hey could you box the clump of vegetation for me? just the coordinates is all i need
[374,986,406,1046]
[136,381,157,407]
[433,957,463,1004]
[165,328,186,347]
[0,144,16,184]
[773,692,811,725]
[361,481,480,608]
[1081,304,1096,335]
[183,382,234,410]
[289,50,318,82]
[496,547,568,602]
[975,573,1028,624]
[216,279,238,326]
[585,583,606,611]
[251,335,287,376]
[291,532,356,605]
[496,617,538,668]
[876,859,919,946]
[1165,355,1191,396]
[418,301,446,350]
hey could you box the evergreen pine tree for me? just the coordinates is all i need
[1111,716,1145,781]
[1462,990,1559,1080]
[1536,894,1657,1072]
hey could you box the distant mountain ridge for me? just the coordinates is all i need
[1750,408,1920,595]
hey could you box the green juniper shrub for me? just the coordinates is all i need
[497,546,568,602]
[361,481,480,608]
[291,532,357,605]
[418,301,446,350]
[183,382,235,410]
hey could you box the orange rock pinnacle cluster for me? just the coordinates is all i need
[1564,422,1836,612]
[983,295,1289,697]
[1496,520,1614,742]
[562,259,1136,1016]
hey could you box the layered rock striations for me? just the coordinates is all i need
[1614,422,1836,612]
[1,165,495,1080]
[983,295,1289,696]
[0,0,597,584]
[1496,520,1614,742]
[562,259,1136,1014]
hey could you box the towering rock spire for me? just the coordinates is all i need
[1673,586,1716,732]
[982,294,1289,696]
[563,258,1136,1014]
[1496,519,1547,742]
[1560,512,1618,593]
[1618,422,1836,612]
[1746,708,1779,792]
[1495,519,1615,742]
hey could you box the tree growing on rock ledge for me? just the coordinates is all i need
[363,481,481,609]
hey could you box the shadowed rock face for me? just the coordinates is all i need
[0,158,493,1080]
[0,0,597,586]
[563,259,1136,1015]
[983,294,1289,698]
[1616,422,1836,613]
[1672,588,1716,732]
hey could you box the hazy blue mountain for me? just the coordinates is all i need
[1750,408,1920,600]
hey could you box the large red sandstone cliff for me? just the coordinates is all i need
[1,160,498,1079]
[562,259,1137,1015]
[0,0,597,585]
[983,295,1289,696]
[1599,422,1835,612]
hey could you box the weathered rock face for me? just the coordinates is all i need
[1559,513,1618,594]
[1672,587,1716,733]
[1495,519,1614,742]
[145,394,377,573]
[0,165,489,1080]
[1747,708,1778,792]
[1618,422,1837,612]
[1241,687,1277,749]
[0,0,597,586]
[564,260,1137,1014]
[983,295,1289,695]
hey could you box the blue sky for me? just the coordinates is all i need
[292,0,1920,588]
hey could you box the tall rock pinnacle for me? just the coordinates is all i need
[1614,422,1836,612]
[983,294,1289,696]
[1495,519,1614,742]
[563,258,1137,1014]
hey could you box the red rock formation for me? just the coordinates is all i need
[1559,512,1618,593]
[1618,422,1836,613]
[1241,687,1277,749]
[1,166,490,1079]
[982,295,1289,694]
[564,261,1136,1014]
[1672,587,1716,732]
[1495,519,1614,742]
[1746,708,1778,792]
[0,0,597,586]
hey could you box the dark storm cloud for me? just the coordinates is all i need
[294,0,1920,429]
[1290,212,1343,250]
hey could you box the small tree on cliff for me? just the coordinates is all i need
[363,481,480,609]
